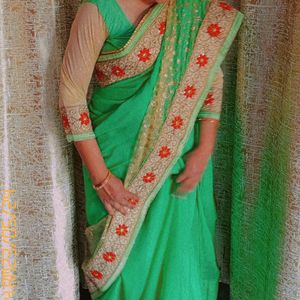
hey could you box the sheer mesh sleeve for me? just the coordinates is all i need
[197,67,224,120]
[59,2,108,142]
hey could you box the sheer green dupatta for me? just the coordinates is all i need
[82,0,244,297]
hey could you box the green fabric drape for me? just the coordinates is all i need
[211,1,300,299]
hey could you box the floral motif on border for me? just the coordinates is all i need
[94,7,168,87]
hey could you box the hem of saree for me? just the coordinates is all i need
[97,4,165,61]
[87,10,244,298]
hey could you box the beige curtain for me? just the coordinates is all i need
[0,1,81,298]
[0,0,299,299]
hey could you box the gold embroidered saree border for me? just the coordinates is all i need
[82,0,244,296]
[98,4,165,58]
[59,104,95,141]
[95,4,167,87]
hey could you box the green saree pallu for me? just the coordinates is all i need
[78,0,244,299]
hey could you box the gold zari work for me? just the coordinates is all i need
[94,6,168,87]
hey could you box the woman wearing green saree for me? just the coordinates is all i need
[59,0,244,299]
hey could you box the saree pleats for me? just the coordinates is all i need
[83,120,220,299]
[94,156,220,300]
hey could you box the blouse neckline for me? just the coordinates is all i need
[112,0,156,30]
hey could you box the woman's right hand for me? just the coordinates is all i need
[73,138,139,216]
[96,174,140,216]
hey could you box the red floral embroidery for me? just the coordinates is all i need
[184,85,196,99]
[103,252,116,263]
[112,66,125,77]
[172,116,184,129]
[159,146,171,158]
[61,114,70,129]
[128,198,139,206]
[90,270,103,280]
[79,112,90,125]
[138,48,152,62]
[196,54,209,67]
[159,21,166,35]
[220,2,233,11]
[143,172,156,183]
[96,70,106,82]
[204,93,214,105]
[207,23,222,37]
[116,224,129,236]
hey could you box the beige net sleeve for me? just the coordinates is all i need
[58,2,108,142]
[197,67,224,120]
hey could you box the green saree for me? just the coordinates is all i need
[80,0,244,299]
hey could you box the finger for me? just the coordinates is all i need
[98,189,114,206]
[119,197,138,209]
[126,197,140,207]
[114,190,140,209]
[114,193,134,208]
[126,191,140,202]
[103,200,115,216]
[111,192,133,209]
[176,185,188,194]
[103,185,115,200]
[124,192,140,208]
[176,169,189,183]
[109,200,128,216]
[176,179,196,194]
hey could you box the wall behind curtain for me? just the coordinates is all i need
[0,0,299,299]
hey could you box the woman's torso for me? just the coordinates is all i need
[90,0,137,52]
[87,0,162,127]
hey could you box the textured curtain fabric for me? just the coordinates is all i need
[0,1,81,299]
[0,0,299,299]
[216,0,300,299]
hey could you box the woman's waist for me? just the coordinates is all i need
[94,112,197,182]
[91,63,153,100]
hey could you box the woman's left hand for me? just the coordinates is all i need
[175,148,211,195]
